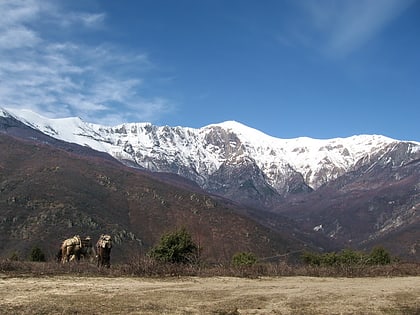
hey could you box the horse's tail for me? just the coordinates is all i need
[56,248,62,263]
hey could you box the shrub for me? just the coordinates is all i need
[368,246,391,265]
[29,246,46,262]
[322,252,339,266]
[301,247,393,267]
[301,251,321,266]
[9,251,20,261]
[232,252,258,267]
[148,227,198,264]
[337,249,364,266]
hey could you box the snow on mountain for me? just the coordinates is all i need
[3,107,418,193]
[2,107,133,161]
[207,120,403,188]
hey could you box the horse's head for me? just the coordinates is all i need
[82,236,93,248]
[103,235,112,249]
[97,234,112,249]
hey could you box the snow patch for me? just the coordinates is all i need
[313,224,323,232]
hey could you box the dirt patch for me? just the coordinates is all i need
[0,275,419,314]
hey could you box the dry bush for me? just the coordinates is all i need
[1,257,419,278]
[0,259,112,276]
[118,256,200,277]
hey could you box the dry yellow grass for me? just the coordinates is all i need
[0,275,419,314]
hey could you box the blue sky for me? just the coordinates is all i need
[1,0,419,141]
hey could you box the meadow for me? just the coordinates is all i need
[1,260,419,314]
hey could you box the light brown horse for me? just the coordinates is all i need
[59,235,94,263]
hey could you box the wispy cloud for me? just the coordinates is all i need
[0,0,172,125]
[290,0,414,58]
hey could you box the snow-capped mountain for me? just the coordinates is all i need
[2,107,419,208]
[2,107,419,259]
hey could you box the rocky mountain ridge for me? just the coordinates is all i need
[3,107,418,209]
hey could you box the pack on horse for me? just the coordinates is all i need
[58,235,94,263]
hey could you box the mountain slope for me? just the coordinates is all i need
[0,130,312,262]
[275,142,420,260]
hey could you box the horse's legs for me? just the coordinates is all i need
[61,247,67,263]
[63,246,72,263]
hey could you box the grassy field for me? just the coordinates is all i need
[1,274,419,314]
[0,260,419,314]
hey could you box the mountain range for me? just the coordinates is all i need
[0,107,419,261]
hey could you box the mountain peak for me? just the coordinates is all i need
[208,120,249,129]
[3,107,85,127]
[206,120,279,143]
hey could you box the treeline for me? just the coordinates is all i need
[301,247,393,267]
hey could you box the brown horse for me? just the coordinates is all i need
[59,235,94,263]
[96,234,112,268]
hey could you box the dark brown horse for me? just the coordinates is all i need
[96,234,112,268]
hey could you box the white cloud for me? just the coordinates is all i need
[0,0,42,49]
[293,0,415,58]
[0,26,40,49]
[0,0,172,125]
[55,12,106,29]
[0,0,41,26]
[79,13,106,27]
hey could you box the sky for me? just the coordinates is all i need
[1,0,419,141]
